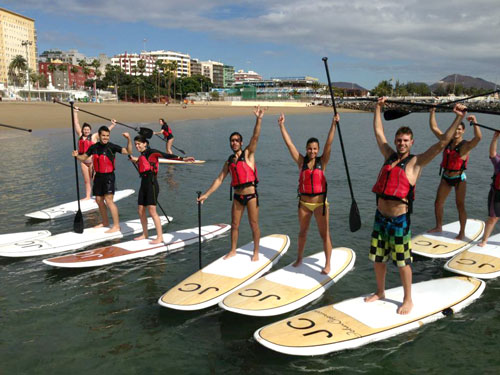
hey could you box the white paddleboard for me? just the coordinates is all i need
[42,224,230,268]
[411,219,485,258]
[158,234,290,311]
[255,276,485,356]
[0,230,51,246]
[220,248,356,316]
[444,233,500,279]
[0,216,171,258]
[25,189,135,220]
[158,158,205,164]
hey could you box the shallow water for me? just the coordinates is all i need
[1,111,499,374]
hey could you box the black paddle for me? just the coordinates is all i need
[197,191,202,269]
[470,121,500,133]
[154,134,186,155]
[70,101,84,233]
[127,155,170,223]
[0,122,32,132]
[322,57,361,232]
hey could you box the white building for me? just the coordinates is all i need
[234,69,263,82]
[144,50,190,77]
[110,52,156,76]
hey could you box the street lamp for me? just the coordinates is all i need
[21,40,32,101]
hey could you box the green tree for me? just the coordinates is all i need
[136,59,146,76]
[8,55,27,86]
[372,80,393,96]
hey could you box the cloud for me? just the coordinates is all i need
[6,0,500,82]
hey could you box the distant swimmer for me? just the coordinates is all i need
[366,98,466,315]
[154,118,174,154]
[198,106,264,261]
[277,112,339,274]
[428,108,482,240]
[130,135,195,244]
[479,127,500,247]
[72,127,132,233]
[73,106,116,200]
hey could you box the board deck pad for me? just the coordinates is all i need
[0,216,171,258]
[158,234,290,311]
[43,224,230,268]
[158,158,205,164]
[444,233,500,279]
[220,247,355,316]
[254,277,485,356]
[0,230,51,247]
[411,219,484,258]
[24,189,135,220]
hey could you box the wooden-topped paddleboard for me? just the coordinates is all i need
[220,248,355,316]
[25,189,135,220]
[158,234,290,311]
[444,233,500,279]
[0,230,51,247]
[0,216,171,258]
[255,276,485,356]
[411,219,484,258]
[158,158,205,164]
[42,224,230,268]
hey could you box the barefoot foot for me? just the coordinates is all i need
[292,258,303,268]
[321,265,331,275]
[105,226,121,234]
[93,223,105,229]
[428,227,442,233]
[397,299,413,315]
[454,232,465,241]
[251,253,259,262]
[223,251,237,260]
[149,238,163,244]
[364,293,385,303]
[134,235,146,241]
[478,241,487,247]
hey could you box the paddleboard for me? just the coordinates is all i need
[220,248,356,316]
[0,216,171,258]
[42,224,230,268]
[158,158,205,164]
[158,234,290,311]
[25,189,135,220]
[411,219,484,258]
[254,276,485,356]
[0,230,51,246]
[444,233,500,279]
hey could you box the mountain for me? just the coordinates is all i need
[430,74,496,90]
[332,81,367,91]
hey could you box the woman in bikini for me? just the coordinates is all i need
[277,112,339,274]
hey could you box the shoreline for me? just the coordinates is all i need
[0,101,365,131]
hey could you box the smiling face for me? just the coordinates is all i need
[82,124,91,137]
[454,123,465,139]
[306,141,320,159]
[394,133,414,155]
[98,130,110,144]
[134,140,148,153]
[230,134,242,152]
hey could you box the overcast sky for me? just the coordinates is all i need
[4,0,500,89]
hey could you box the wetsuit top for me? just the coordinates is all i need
[138,147,180,176]
[86,142,123,174]
[161,124,173,138]
[227,150,258,189]
[441,140,468,173]
[78,135,94,155]
[372,153,415,209]
[298,156,327,196]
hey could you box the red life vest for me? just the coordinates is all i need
[138,149,163,176]
[298,156,327,196]
[440,140,468,173]
[92,145,115,174]
[162,124,172,138]
[372,153,415,207]
[228,151,258,189]
[78,136,94,155]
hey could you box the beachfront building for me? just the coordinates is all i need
[145,50,190,77]
[110,52,156,76]
[190,59,202,76]
[223,65,235,88]
[200,60,224,87]
[39,49,88,65]
[38,61,95,90]
[0,7,37,88]
[234,70,262,83]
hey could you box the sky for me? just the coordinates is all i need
[3,0,500,89]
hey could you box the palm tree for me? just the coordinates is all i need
[136,59,146,76]
[47,63,57,85]
[8,55,27,87]
[132,76,144,102]
[58,64,68,89]
[70,66,79,89]
[169,61,178,101]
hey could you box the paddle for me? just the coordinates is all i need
[197,191,202,269]
[127,155,170,223]
[470,121,500,132]
[0,122,32,132]
[154,134,186,155]
[322,57,361,232]
[69,101,84,233]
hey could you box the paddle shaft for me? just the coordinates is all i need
[154,133,186,154]
[0,122,32,132]
[70,101,84,232]
[197,191,202,269]
[470,121,500,132]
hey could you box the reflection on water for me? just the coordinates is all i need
[0,113,499,373]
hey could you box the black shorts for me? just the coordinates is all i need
[488,187,500,217]
[138,175,159,206]
[165,134,174,141]
[93,172,115,196]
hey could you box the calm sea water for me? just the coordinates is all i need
[1,111,499,374]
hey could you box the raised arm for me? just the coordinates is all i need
[373,97,394,159]
[108,119,117,132]
[120,132,132,155]
[246,106,264,155]
[490,131,500,158]
[416,104,467,167]
[429,108,444,139]
[320,113,339,166]
[73,107,82,137]
[459,115,482,154]
[277,113,302,166]
[197,163,230,203]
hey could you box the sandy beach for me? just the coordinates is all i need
[0,101,363,131]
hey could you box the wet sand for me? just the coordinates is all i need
[0,101,363,131]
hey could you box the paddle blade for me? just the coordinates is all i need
[384,109,411,121]
[139,127,153,139]
[349,200,361,232]
[73,210,84,234]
